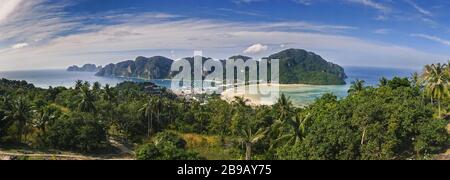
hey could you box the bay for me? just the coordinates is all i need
[0,66,419,106]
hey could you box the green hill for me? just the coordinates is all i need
[95,56,173,79]
[269,49,347,85]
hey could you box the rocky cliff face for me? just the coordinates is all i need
[67,64,101,72]
[95,49,347,85]
[95,56,173,79]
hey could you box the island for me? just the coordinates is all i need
[95,56,173,79]
[67,64,101,72]
[272,49,347,85]
[94,49,347,85]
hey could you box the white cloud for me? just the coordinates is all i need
[232,0,264,4]
[1,18,443,70]
[293,0,312,5]
[405,0,432,17]
[217,8,265,17]
[0,0,80,48]
[411,34,450,46]
[244,44,269,54]
[0,0,23,23]
[373,29,390,34]
[11,43,28,49]
[0,1,446,70]
[346,0,390,12]
[257,21,358,33]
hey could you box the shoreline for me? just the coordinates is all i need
[220,83,317,106]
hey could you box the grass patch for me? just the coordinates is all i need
[179,133,239,160]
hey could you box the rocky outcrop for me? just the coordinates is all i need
[67,64,101,72]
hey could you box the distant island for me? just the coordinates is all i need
[67,64,102,72]
[94,49,347,85]
[95,56,173,79]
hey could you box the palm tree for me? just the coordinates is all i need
[139,100,153,137]
[78,85,97,113]
[273,113,310,147]
[422,63,450,117]
[103,84,116,103]
[75,80,83,90]
[273,95,311,147]
[0,96,13,137]
[447,60,450,79]
[409,72,427,104]
[83,81,91,88]
[34,106,57,135]
[153,97,164,132]
[379,77,388,87]
[348,79,366,94]
[232,96,249,108]
[164,99,175,126]
[2,97,32,142]
[274,94,294,122]
[410,72,422,87]
[93,82,102,94]
[239,127,268,160]
[103,84,117,129]
[140,98,155,137]
[229,97,252,135]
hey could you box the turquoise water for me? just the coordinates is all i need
[283,66,418,105]
[0,67,418,105]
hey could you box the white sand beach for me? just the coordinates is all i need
[221,84,314,106]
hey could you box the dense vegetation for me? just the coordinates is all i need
[270,49,347,85]
[94,49,347,85]
[96,56,173,79]
[0,62,449,160]
[136,131,202,160]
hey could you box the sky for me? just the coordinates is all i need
[0,0,450,71]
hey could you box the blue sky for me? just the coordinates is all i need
[0,0,449,70]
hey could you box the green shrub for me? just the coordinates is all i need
[44,112,107,152]
[136,131,202,160]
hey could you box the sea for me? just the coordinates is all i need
[0,66,419,106]
[280,66,419,105]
